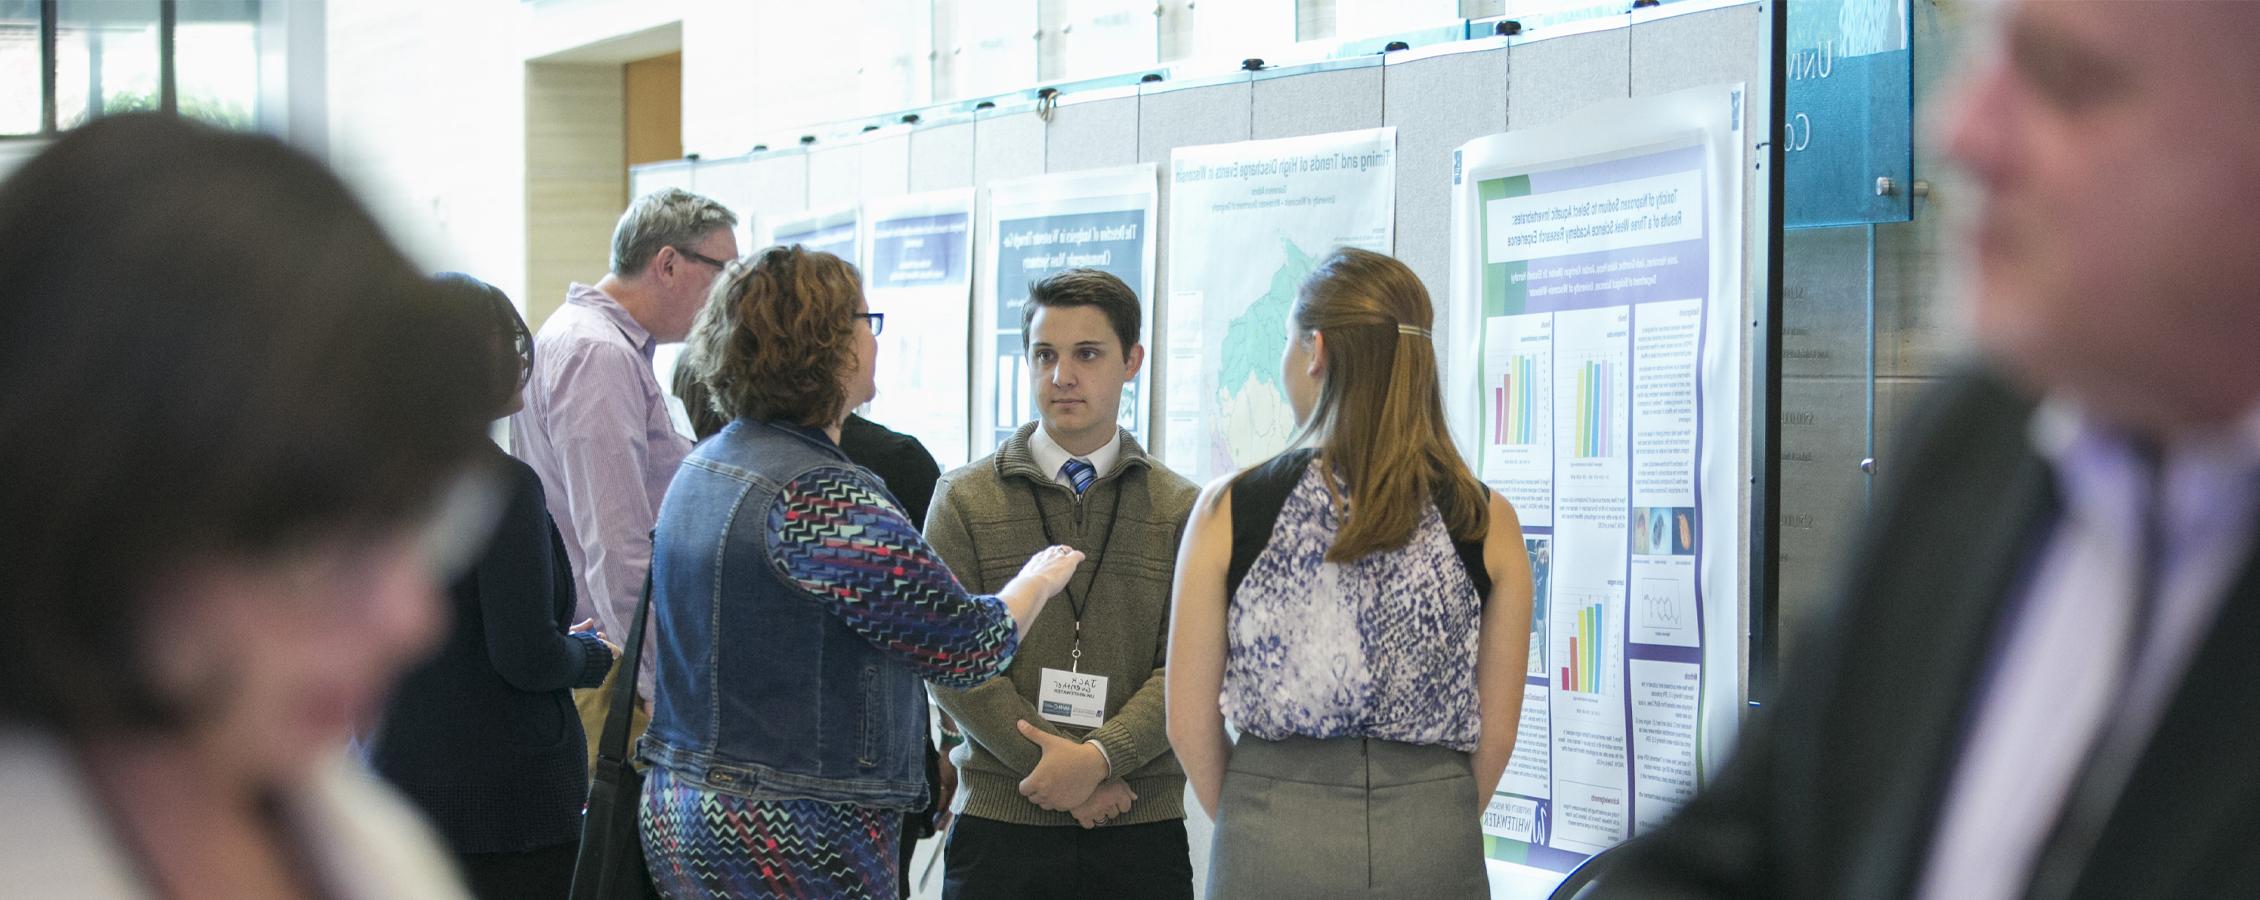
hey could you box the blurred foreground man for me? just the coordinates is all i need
[1603,3,2260,898]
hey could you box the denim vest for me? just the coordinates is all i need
[639,419,929,809]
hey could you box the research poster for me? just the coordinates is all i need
[1451,84,1746,876]
[976,165,1158,454]
[764,206,860,261]
[862,189,976,468]
[1161,128,1396,482]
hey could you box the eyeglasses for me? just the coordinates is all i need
[855,312,886,336]
[510,321,532,381]
[675,247,734,271]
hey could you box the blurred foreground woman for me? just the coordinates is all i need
[0,115,497,898]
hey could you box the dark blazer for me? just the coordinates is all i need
[369,449,611,855]
[840,413,942,531]
[833,412,948,858]
[1600,369,2260,900]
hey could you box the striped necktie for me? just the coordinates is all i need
[1060,458,1096,495]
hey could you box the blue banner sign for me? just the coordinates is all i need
[1784,0,1913,227]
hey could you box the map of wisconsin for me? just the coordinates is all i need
[1211,237,1315,470]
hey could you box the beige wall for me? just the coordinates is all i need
[625,52,684,168]
[526,63,628,328]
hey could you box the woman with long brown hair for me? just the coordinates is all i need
[1166,247,1533,898]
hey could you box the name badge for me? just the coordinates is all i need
[1037,668,1108,728]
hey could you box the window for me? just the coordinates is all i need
[0,2,40,134]
[57,0,164,127]
[174,0,259,128]
[2,0,261,139]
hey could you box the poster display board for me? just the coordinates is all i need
[861,189,977,468]
[1449,83,1746,876]
[1160,127,1397,482]
[975,165,1158,454]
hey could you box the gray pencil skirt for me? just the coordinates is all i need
[1206,735,1488,900]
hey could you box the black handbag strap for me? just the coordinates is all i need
[596,568,654,769]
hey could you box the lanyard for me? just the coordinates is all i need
[1023,472,1124,673]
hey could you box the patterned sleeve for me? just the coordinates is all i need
[769,467,1019,689]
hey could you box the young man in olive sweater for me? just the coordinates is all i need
[925,268,1197,899]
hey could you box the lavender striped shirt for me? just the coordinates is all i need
[509,283,690,698]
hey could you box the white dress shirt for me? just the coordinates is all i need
[1028,424,1124,488]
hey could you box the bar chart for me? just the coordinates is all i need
[1492,353,1542,446]
[1557,595,1613,695]
[1570,357,1620,459]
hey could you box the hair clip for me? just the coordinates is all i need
[1397,324,1433,338]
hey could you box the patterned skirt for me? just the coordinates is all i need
[639,766,904,899]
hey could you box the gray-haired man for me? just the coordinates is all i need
[511,188,737,769]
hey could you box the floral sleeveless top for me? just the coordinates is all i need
[1221,452,1486,752]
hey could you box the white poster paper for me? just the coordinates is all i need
[976,165,1158,455]
[1450,84,1746,877]
[861,189,976,468]
[1160,128,1397,482]
[763,206,861,261]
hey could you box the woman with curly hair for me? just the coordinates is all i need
[637,245,1083,898]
